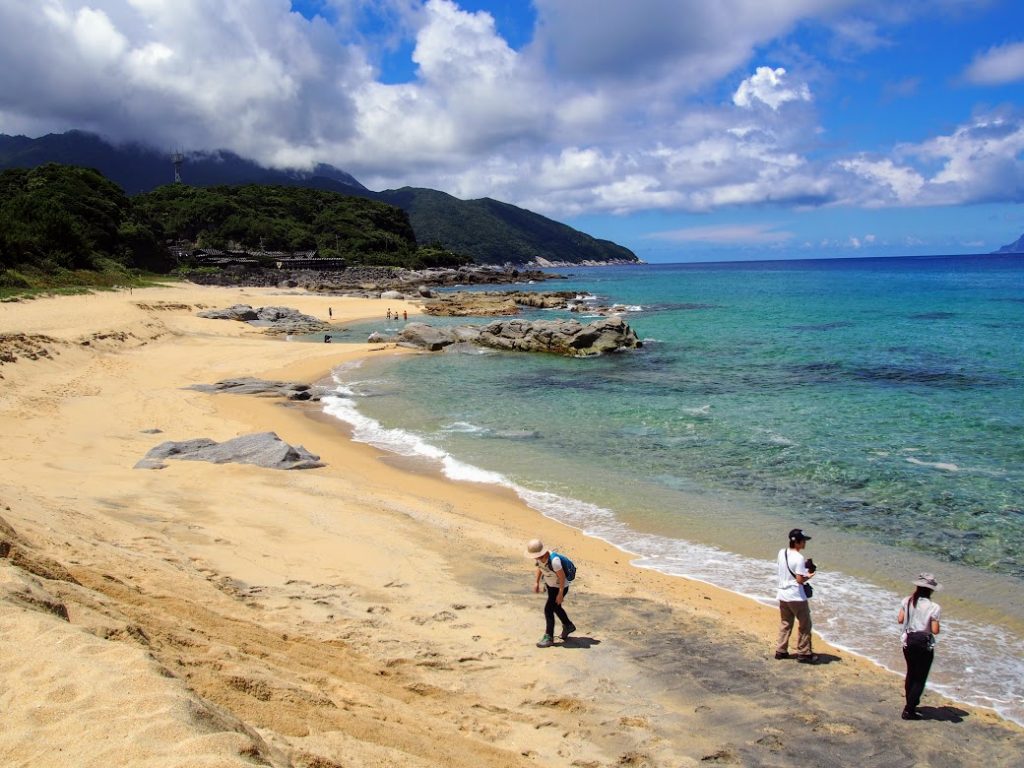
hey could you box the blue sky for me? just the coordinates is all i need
[1,1,1022,262]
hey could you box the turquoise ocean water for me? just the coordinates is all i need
[318,254,1024,724]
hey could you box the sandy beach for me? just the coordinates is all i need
[1,283,1020,768]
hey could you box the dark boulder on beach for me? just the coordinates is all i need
[187,377,329,401]
[135,432,324,470]
[196,304,260,321]
[196,305,330,335]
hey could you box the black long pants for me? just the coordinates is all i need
[902,645,934,711]
[544,585,571,636]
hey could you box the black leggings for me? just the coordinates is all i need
[903,646,934,711]
[544,585,571,636]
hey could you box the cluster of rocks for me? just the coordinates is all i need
[421,291,578,316]
[135,432,323,471]
[421,290,636,318]
[196,305,331,335]
[373,317,642,357]
[187,377,329,401]
[185,264,563,298]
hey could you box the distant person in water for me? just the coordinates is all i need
[386,308,391,320]
[776,528,817,663]
[897,573,942,720]
[525,538,575,648]
[403,309,408,321]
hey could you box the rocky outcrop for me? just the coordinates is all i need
[394,317,641,357]
[526,257,644,268]
[196,305,330,335]
[187,378,329,401]
[422,290,579,317]
[420,290,642,318]
[185,264,565,294]
[135,432,324,470]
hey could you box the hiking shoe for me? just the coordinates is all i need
[536,634,554,648]
[774,651,790,660]
[560,622,577,640]
[796,654,819,664]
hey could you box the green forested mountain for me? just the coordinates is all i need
[133,183,420,259]
[0,164,470,289]
[0,131,640,266]
[375,187,638,265]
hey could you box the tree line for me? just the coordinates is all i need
[0,163,471,290]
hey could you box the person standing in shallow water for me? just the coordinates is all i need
[897,573,942,720]
[775,528,817,663]
[525,539,575,648]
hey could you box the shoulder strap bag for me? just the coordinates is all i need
[785,553,812,598]
[904,600,932,650]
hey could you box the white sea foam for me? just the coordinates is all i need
[320,371,1024,727]
[443,421,487,434]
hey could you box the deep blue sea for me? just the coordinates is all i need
[318,254,1024,724]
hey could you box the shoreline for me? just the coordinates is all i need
[317,341,1024,727]
[1,283,1021,767]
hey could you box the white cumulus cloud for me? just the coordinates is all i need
[0,0,1019,227]
[733,67,812,110]
[963,41,1024,85]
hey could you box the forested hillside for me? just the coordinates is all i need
[1,131,640,266]
[133,184,412,255]
[376,187,638,265]
[0,164,167,288]
[0,164,470,290]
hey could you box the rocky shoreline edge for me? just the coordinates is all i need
[185,263,567,296]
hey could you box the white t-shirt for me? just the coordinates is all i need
[899,596,941,645]
[777,548,809,602]
[538,555,566,588]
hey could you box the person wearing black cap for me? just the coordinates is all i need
[775,528,817,663]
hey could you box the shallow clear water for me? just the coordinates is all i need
[319,254,1024,724]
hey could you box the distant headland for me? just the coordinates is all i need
[993,232,1024,254]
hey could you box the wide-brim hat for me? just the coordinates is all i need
[524,538,548,558]
[913,573,942,591]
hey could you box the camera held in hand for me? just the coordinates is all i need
[805,558,817,573]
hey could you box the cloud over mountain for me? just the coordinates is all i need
[1,0,1022,241]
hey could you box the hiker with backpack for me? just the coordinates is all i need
[525,539,577,647]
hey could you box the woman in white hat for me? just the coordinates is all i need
[525,538,575,648]
[896,573,942,720]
